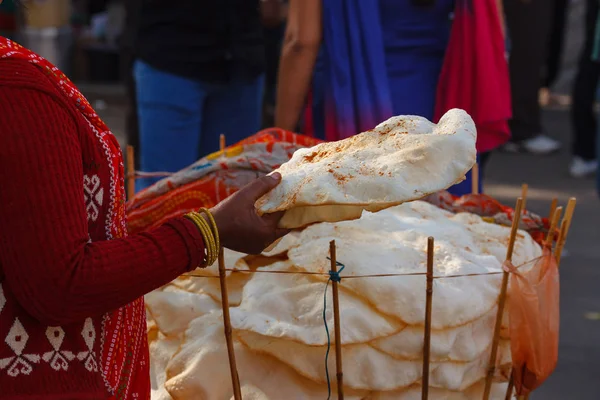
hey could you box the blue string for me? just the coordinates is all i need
[323,258,345,400]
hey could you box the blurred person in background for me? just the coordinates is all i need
[503,0,562,154]
[133,1,267,190]
[570,0,598,178]
[0,0,16,39]
[539,0,568,107]
[275,0,510,196]
[261,0,288,128]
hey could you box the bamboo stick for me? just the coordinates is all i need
[218,247,242,400]
[555,219,568,264]
[563,197,577,233]
[421,237,435,400]
[504,372,514,400]
[549,198,558,221]
[545,207,563,248]
[482,197,524,400]
[471,164,480,195]
[521,184,528,212]
[126,145,135,200]
[220,133,226,154]
[329,240,344,400]
[555,198,576,264]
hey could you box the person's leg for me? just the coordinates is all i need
[571,0,600,172]
[200,73,265,155]
[134,60,205,190]
[504,0,558,152]
[597,126,600,196]
[543,0,568,89]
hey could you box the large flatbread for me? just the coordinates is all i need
[229,261,403,346]
[165,312,509,399]
[149,333,180,400]
[237,329,511,391]
[164,312,368,400]
[287,202,541,329]
[256,109,476,228]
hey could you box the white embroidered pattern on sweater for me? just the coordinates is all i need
[85,119,118,241]
[0,318,41,377]
[77,318,98,372]
[84,174,104,222]
[42,326,75,371]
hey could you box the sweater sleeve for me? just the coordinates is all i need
[0,83,206,325]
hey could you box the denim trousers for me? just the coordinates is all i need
[134,60,264,190]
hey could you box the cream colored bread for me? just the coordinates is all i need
[149,201,541,399]
[256,109,477,228]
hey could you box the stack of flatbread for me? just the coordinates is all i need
[147,202,541,400]
[145,110,540,399]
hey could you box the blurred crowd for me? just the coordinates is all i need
[2,0,599,194]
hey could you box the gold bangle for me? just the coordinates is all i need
[184,212,218,266]
[184,213,211,265]
[198,208,220,250]
[194,214,218,265]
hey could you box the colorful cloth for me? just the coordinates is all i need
[306,0,455,141]
[423,191,553,245]
[127,128,322,234]
[435,0,511,154]
[0,37,148,399]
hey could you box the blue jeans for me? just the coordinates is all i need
[134,60,264,190]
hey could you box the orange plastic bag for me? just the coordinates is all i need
[505,246,560,395]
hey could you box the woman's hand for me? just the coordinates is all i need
[210,173,289,254]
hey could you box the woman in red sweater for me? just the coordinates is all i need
[0,37,287,399]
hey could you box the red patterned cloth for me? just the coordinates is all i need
[127,128,322,234]
[423,191,553,245]
[0,37,204,399]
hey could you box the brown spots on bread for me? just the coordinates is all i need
[326,168,349,184]
[333,172,349,184]
[303,151,320,163]
[302,142,350,163]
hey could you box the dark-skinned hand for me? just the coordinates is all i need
[210,173,289,255]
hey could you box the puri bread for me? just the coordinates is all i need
[256,109,477,228]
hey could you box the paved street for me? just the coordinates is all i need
[81,3,600,397]
[486,110,600,399]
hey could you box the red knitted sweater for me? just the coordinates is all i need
[0,59,205,398]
